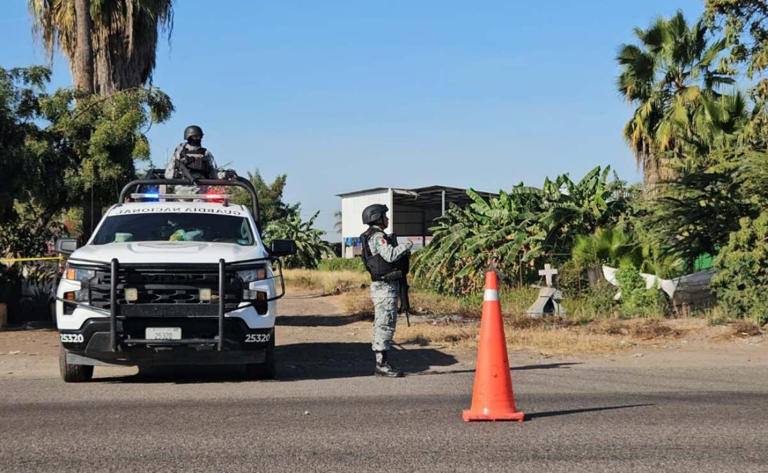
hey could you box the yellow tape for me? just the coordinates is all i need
[0,256,63,263]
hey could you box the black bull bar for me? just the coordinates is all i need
[57,257,285,352]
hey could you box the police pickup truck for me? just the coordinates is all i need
[54,175,295,382]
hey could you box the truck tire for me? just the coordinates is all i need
[245,332,275,380]
[59,346,94,382]
[50,299,57,329]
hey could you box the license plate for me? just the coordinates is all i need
[145,327,182,340]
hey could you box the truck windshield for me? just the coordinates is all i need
[91,213,255,246]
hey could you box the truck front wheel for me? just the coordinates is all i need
[59,346,94,382]
[245,333,275,380]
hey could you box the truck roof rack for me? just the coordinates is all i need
[119,173,261,228]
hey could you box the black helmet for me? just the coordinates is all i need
[184,125,204,140]
[362,204,388,225]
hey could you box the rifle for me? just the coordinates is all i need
[177,161,198,185]
[398,252,411,327]
[381,236,412,327]
[399,271,411,327]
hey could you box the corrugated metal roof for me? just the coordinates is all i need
[337,185,497,199]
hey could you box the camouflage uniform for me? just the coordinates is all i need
[165,143,218,195]
[367,226,412,352]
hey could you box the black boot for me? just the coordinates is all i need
[374,351,404,377]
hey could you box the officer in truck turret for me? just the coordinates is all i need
[360,204,413,377]
[165,125,219,194]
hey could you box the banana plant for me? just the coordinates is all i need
[412,166,633,294]
[264,209,333,269]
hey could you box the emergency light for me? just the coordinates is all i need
[129,193,232,202]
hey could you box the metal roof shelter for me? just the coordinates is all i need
[337,185,497,258]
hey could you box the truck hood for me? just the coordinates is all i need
[69,242,267,265]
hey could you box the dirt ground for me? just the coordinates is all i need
[0,291,766,379]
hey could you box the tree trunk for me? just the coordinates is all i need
[74,0,99,241]
[73,0,94,94]
[93,5,159,95]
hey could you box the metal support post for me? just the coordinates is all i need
[421,209,426,247]
[441,189,446,216]
[109,258,118,352]
[218,259,225,351]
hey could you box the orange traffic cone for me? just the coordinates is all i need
[463,271,525,422]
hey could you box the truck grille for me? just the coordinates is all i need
[87,266,243,312]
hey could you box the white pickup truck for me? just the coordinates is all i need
[54,175,295,382]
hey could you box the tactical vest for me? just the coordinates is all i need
[179,145,208,173]
[360,227,407,281]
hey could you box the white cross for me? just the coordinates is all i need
[539,264,558,287]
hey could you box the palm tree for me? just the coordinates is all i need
[28,0,174,238]
[617,11,733,190]
[28,0,174,95]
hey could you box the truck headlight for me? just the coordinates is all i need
[65,266,96,282]
[237,268,267,283]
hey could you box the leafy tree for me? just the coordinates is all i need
[231,170,298,227]
[641,148,756,269]
[39,84,174,237]
[263,209,333,269]
[28,0,174,95]
[0,66,60,222]
[706,1,768,146]
[711,212,768,324]
[28,0,175,237]
[230,170,333,268]
[640,141,768,272]
[617,11,734,189]
[706,0,768,77]
[0,202,66,284]
[0,65,173,238]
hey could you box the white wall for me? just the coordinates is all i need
[341,189,393,258]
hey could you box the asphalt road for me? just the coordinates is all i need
[1,346,768,473]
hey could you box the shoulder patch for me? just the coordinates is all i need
[379,238,387,245]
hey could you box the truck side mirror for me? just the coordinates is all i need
[270,239,297,257]
[55,238,78,255]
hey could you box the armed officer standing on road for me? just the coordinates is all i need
[360,204,413,377]
[165,125,218,195]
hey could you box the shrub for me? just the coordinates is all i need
[563,283,617,322]
[317,257,366,272]
[615,264,667,317]
[557,259,590,296]
[711,213,768,325]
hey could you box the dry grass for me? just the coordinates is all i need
[293,270,710,355]
[732,319,762,337]
[340,288,373,315]
[589,319,681,340]
[395,319,631,355]
[339,281,683,355]
[397,323,478,347]
[283,269,369,295]
[409,291,478,317]
[503,326,627,355]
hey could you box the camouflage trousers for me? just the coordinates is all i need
[370,280,400,352]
